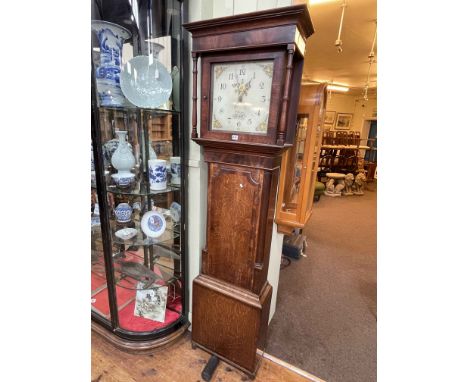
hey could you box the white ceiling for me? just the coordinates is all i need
[296,0,377,92]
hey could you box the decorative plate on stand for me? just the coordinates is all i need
[120,55,172,109]
[141,211,166,238]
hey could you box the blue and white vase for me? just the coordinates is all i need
[91,20,131,107]
[148,159,167,190]
[170,156,181,185]
[114,203,133,223]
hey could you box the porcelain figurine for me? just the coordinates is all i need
[114,203,133,223]
[148,159,167,190]
[111,131,136,187]
[91,20,131,107]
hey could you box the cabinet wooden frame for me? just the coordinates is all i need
[276,83,327,234]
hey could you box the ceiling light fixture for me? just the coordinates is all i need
[328,84,349,92]
[335,0,347,52]
[363,20,377,101]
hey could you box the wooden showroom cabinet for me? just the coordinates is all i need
[276,83,327,234]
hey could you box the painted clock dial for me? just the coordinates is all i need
[210,60,274,135]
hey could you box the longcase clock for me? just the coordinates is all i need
[184,5,314,377]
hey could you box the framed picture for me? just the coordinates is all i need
[335,113,353,130]
[324,111,336,125]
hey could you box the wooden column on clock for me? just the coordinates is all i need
[184,5,314,377]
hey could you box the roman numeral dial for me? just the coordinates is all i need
[211,61,273,135]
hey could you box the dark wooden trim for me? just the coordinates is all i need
[192,341,260,379]
[277,44,295,145]
[192,137,290,155]
[191,52,199,138]
[184,4,314,41]
[91,320,190,354]
[200,50,286,146]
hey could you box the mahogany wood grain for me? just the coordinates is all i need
[277,44,296,145]
[200,50,286,146]
[191,52,198,138]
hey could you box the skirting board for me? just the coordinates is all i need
[257,349,327,382]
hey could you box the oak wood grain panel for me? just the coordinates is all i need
[191,275,273,374]
[204,163,263,289]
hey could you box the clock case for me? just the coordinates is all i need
[185,5,314,377]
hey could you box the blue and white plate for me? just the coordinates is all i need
[141,211,166,238]
[120,55,172,109]
[91,216,101,228]
[170,202,181,223]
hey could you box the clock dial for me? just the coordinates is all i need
[210,60,274,135]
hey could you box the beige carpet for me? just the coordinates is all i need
[266,182,377,382]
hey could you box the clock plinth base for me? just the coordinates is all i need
[191,274,272,375]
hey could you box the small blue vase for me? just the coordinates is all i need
[114,203,133,223]
[91,20,132,107]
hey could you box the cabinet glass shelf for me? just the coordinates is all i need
[101,220,180,247]
[92,252,181,292]
[99,184,181,197]
[99,106,181,116]
[91,183,181,196]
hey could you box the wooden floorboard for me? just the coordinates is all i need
[92,331,316,382]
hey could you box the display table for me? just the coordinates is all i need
[326,172,346,180]
[324,173,345,197]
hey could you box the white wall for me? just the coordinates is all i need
[325,92,377,136]
[186,0,292,326]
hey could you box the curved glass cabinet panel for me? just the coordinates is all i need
[91,0,188,347]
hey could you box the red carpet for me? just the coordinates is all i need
[92,251,182,331]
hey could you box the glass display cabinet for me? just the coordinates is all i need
[275,83,327,234]
[91,0,189,349]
